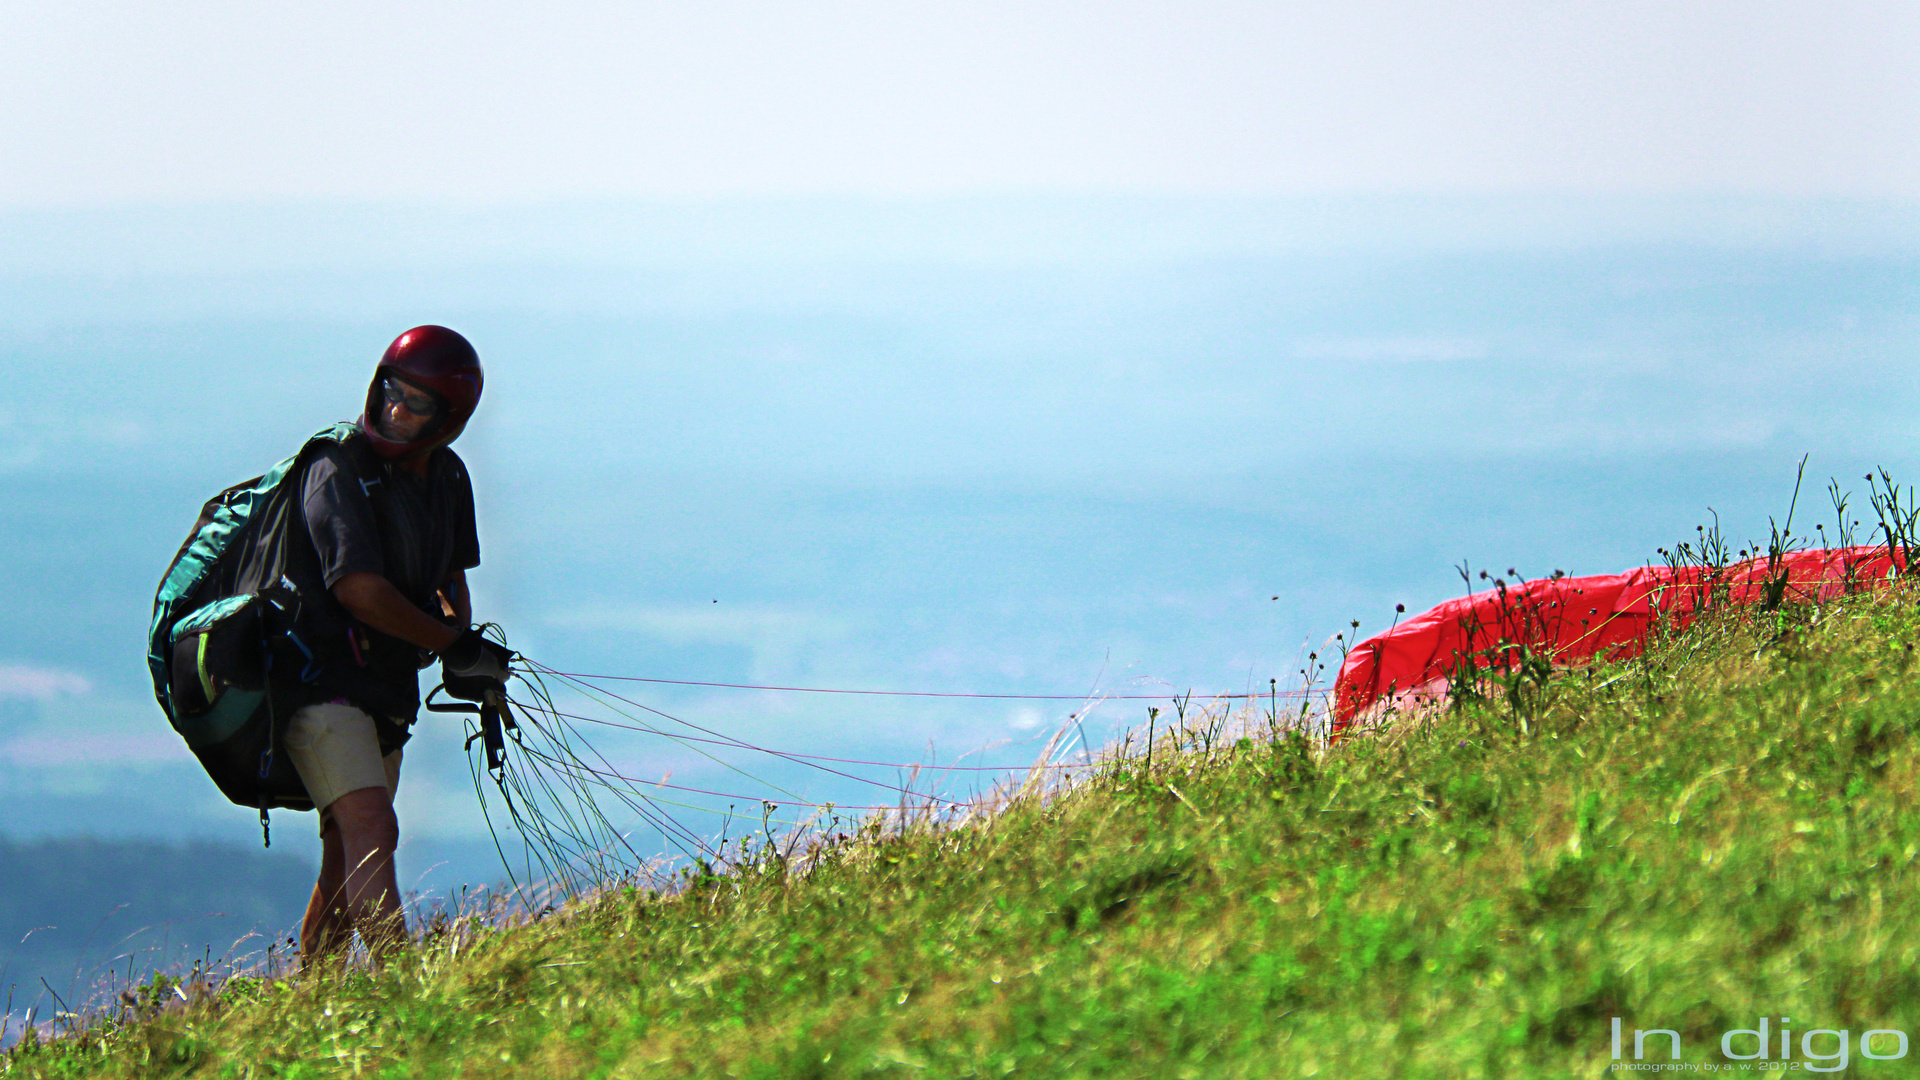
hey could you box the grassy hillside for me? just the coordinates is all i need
[11,587,1920,1077]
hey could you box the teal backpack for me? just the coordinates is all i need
[148,422,375,837]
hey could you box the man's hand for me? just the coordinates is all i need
[441,627,512,701]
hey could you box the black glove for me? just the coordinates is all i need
[441,628,513,701]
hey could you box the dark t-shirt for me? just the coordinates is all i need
[297,440,479,726]
[301,443,479,607]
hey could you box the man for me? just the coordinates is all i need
[288,325,510,963]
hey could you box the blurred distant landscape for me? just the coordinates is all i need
[0,837,312,1023]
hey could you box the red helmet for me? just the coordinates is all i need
[357,325,484,460]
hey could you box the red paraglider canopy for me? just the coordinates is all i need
[1332,546,1905,733]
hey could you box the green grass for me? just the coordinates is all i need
[13,588,1920,1078]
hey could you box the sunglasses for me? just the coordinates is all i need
[381,376,441,418]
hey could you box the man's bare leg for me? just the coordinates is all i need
[300,815,353,964]
[301,787,403,964]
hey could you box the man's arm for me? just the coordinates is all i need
[333,572,461,654]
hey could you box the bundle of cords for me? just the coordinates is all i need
[429,626,716,906]
[435,627,1078,909]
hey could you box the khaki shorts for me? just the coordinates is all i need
[285,702,403,832]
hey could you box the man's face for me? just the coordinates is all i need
[378,375,441,443]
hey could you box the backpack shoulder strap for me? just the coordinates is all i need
[304,421,389,495]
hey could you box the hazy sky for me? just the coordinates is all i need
[3,0,1916,204]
